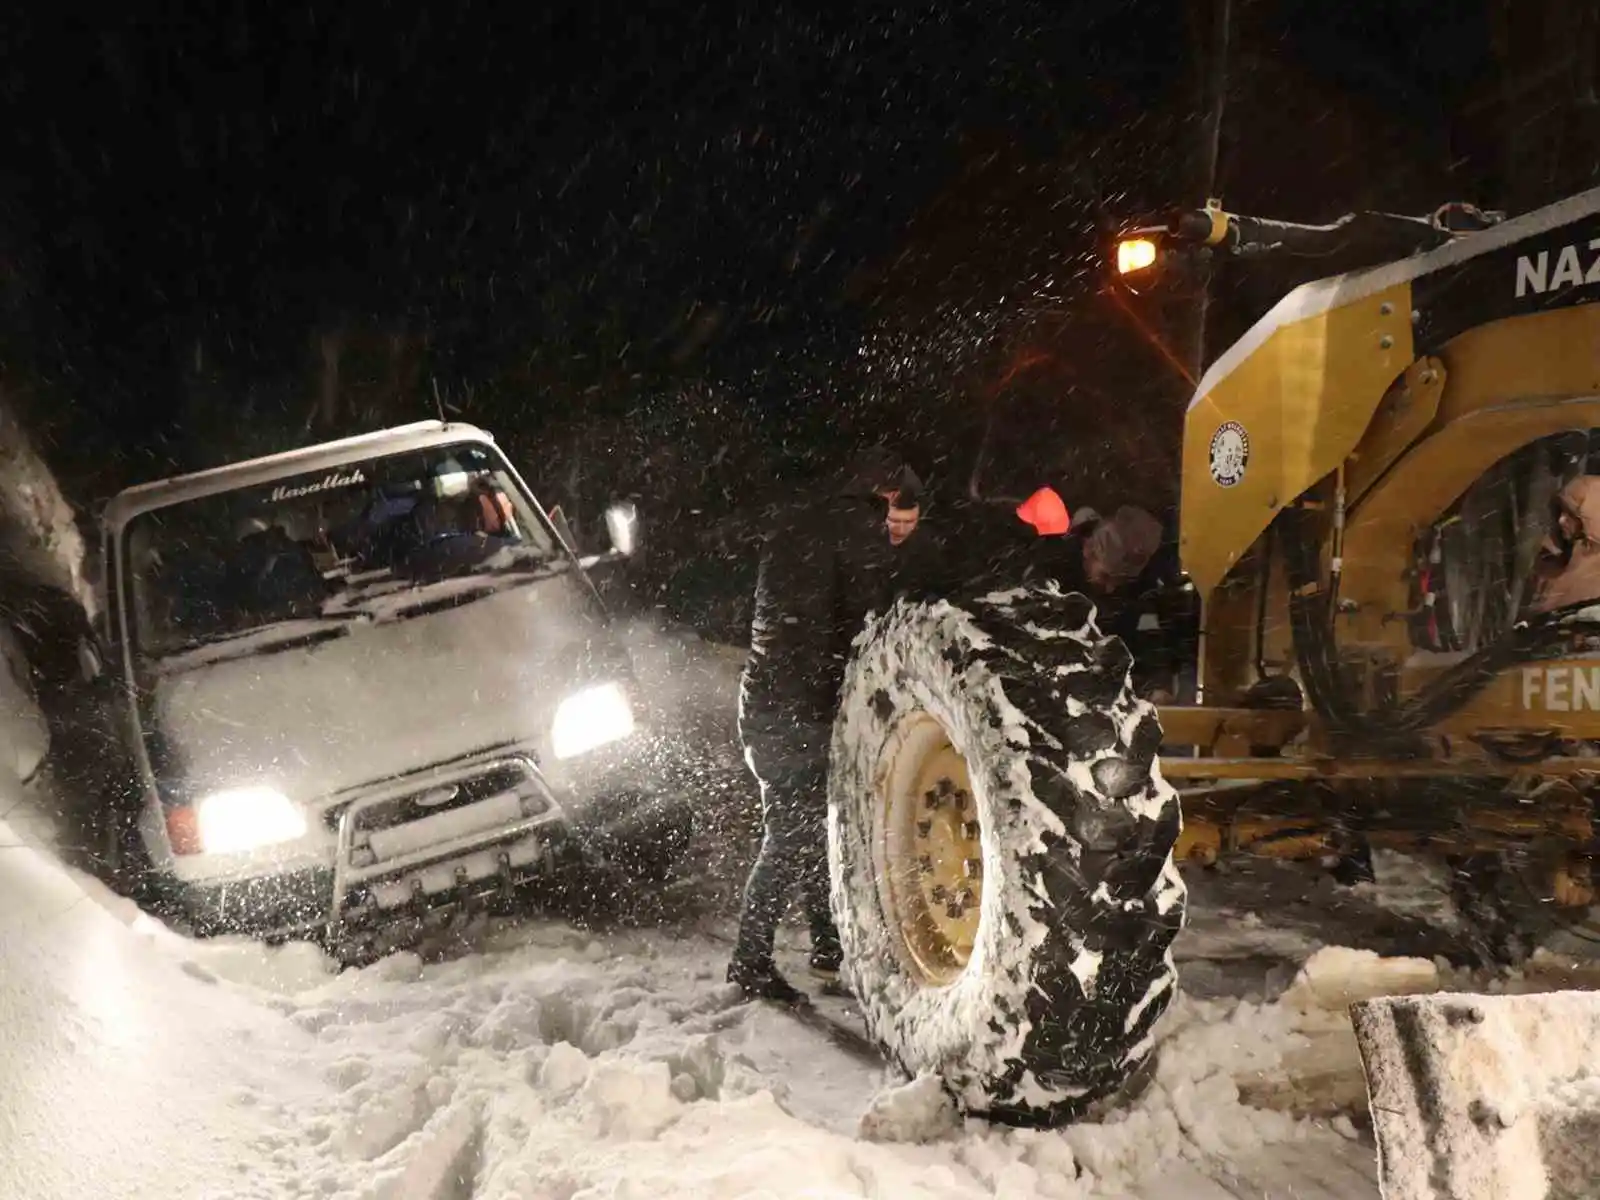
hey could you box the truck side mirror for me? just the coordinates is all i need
[604,501,639,558]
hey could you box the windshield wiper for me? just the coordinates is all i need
[480,553,565,577]
[166,612,368,656]
[380,560,569,620]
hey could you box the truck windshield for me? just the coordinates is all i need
[122,440,563,659]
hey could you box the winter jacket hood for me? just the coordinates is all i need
[837,447,922,503]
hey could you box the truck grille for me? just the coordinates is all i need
[321,753,565,937]
[324,757,552,851]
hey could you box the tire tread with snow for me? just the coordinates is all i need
[828,583,1186,1126]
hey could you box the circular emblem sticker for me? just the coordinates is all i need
[1209,421,1250,488]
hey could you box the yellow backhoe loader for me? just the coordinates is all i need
[826,185,1600,1128]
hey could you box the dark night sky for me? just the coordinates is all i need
[2,1,1500,492]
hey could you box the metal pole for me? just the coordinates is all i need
[1191,0,1232,385]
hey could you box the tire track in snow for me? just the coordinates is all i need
[222,917,1413,1199]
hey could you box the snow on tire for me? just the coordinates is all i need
[828,582,1186,1126]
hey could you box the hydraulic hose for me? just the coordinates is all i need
[1276,504,1389,740]
[1394,602,1600,733]
[1274,503,1600,753]
[1163,208,1455,263]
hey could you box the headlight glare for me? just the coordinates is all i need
[1116,237,1159,274]
[195,785,307,855]
[552,682,635,760]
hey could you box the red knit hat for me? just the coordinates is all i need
[1016,486,1071,536]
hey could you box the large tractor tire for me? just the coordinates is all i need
[828,583,1187,1127]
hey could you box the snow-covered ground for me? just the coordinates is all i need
[5,619,1600,1199]
[17,788,1600,1200]
[0,802,1385,1200]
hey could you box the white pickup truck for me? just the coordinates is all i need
[81,421,687,949]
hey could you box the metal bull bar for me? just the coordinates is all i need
[326,753,566,942]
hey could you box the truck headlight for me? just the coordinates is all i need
[552,682,635,760]
[195,785,307,855]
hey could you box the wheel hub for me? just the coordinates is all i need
[879,714,982,985]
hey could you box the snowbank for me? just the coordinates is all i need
[0,814,320,1200]
[0,398,92,614]
[1353,990,1600,1200]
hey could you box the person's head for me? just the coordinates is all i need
[885,483,921,546]
[1083,506,1163,592]
[835,445,925,543]
[883,473,924,546]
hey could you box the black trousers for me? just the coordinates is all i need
[731,744,840,968]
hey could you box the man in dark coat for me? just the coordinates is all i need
[728,447,916,1001]
[1047,505,1165,625]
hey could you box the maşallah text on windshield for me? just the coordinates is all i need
[268,469,367,503]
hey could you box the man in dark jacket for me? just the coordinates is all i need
[1081,507,1195,700]
[728,448,915,1002]
[1053,506,1164,622]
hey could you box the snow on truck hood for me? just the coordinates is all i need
[146,573,616,804]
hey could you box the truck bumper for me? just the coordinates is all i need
[168,744,691,943]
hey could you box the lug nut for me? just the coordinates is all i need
[964,857,983,879]
[962,820,980,841]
